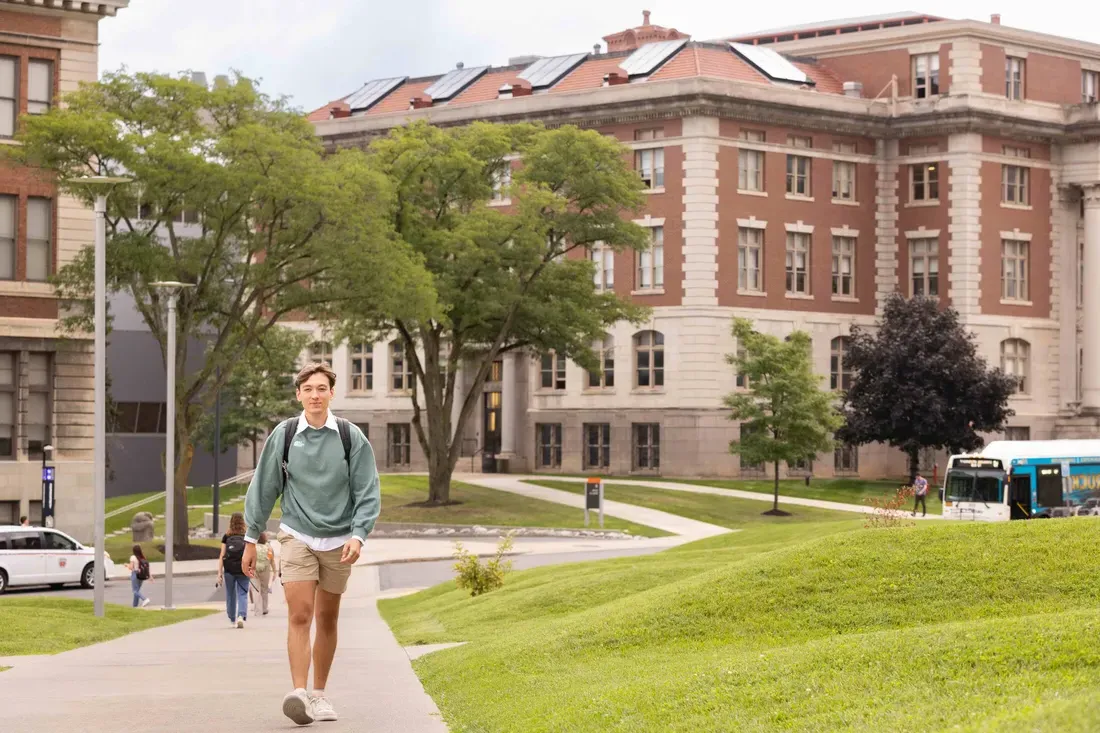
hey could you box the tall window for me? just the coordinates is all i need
[26,353,50,458]
[1084,70,1099,103]
[786,153,811,197]
[830,336,853,391]
[634,148,664,189]
[584,423,611,469]
[832,159,856,201]
[632,423,660,470]
[1005,426,1031,441]
[785,231,810,295]
[390,341,412,392]
[911,163,939,201]
[634,330,664,389]
[350,343,373,392]
[1001,164,1029,206]
[27,59,52,115]
[912,53,940,98]
[587,334,614,389]
[388,424,411,467]
[540,352,566,390]
[637,226,663,290]
[491,165,511,202]
[0,195,14,280]
[1005,56,1025,100]
[738,227,763,292]
[910,238,939,297]
[590,243,614,291]
[0,352,13,458]
[738,130,765,191]
[735,348,750,389]
[834,443,859,473]
[536,423,562,468]
[26,198,51,281]
[1001,239,1029,302]
[788,456,813,474]
[1000,339,1030,394]
[0,57,15,138]
[308,341,332,367]
[831,236,855,296]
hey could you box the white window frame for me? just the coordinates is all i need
[587,335,615,389]
[0,194,14,280]
[27,59,52,115]
[1001,164,1029,206]
[390,341,412,392]
[26,198,52,282]
[349,343,373,392]
[1084,69,1099,103]
[830,336,853,391]
[540,352,566,391]
[1001,238,1029,302]
[307,341,333,367]
[1000,339,1030,394]
[831,235,855,297]
[737,227,763,292]
[832,160,856,201]
[786,154,811,197]
[1006,56,1025,100]
[491,165,511,203]
[909,237,939,298]
[785,231,810,295]
[0,57,16,138]
[911,163,940,202]
[912,53,940,98]
[634,147,664,190]
[590,243,614,291]
[634,331,664,389]
[636,226,664,290]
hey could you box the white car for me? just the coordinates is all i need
[0,525,116,593]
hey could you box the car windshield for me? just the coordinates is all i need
[946,470,1003,503]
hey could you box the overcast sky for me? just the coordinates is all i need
[99,1,1100,113]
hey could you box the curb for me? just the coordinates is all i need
[150,551,522,578]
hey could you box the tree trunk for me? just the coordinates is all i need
[907,446,920,485]
[773,460,780,512]
[172,439,195,550]
[426,417,453,504]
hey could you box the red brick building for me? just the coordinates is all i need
[303,11,1100,479]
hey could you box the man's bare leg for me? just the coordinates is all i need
[312,588,342,691]
[283,580,317,689]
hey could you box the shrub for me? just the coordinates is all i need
[864,485,916,529]
[453,533,515,596]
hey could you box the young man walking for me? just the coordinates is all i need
[912,472,929,517]
[243,362,381,726]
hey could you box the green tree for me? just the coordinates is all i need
[725,318,842,515]
[14,71,425,548]
[194,326,308,464]
[327,121,651,504]
[838,294,1017,482]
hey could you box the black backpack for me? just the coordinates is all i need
[223,534,246,575]
[280,416,352,488]
[136,558,150,581]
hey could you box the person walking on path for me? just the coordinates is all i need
[253,531,276,616]
[912,473,930,517]
[242,362,381,726]
[218,512,251,628]
[126,544,152,608]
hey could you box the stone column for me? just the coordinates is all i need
[874,139,900,315]
[499,352,517,455]
[947,133,983,320]
[1081,185,1100,412]
[1053,185,1080,409]
[449,364,464,442]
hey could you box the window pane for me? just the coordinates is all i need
[28,353,48,387]
[0,352,12,385]
[28,60,51,108]
[136,402,162,433]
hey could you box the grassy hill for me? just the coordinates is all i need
[380,519,1100,732]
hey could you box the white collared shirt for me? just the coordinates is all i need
[247,410,365,553]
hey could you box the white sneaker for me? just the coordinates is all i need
[236,616,245,629]
[141,598,151,608]
[311,695,338,722]
[282,688,315,726]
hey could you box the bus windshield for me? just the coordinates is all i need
[945,470,1004,503]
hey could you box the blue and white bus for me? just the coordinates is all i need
[942,440,1100,521]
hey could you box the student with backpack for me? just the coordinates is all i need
[218,512,251,628]
[253,531,276,616]
[127,544,152,608]
[243,362,380,725]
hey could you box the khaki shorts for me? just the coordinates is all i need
[276,531,352,595]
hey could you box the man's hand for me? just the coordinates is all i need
[242,542,257,578]
[340,538,363,565]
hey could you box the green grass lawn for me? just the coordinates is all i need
[528,480,860,528]
[381,519,1100,731]
[105,483,250,538]
[0,598,214,656]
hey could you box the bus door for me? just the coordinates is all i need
[1035,465,1064,513]
[1008,472,1032,520]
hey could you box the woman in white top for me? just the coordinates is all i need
[127,544,152,608]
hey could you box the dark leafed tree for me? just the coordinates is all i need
[327,120,651,504]
[13,71,425,549]
[838,294,1018,482]
[725,319,842,515]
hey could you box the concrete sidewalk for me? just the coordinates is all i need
[0,566,447,733]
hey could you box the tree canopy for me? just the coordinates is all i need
[837,294,1018,480]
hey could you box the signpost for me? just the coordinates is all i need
[585,477,604,528]
[41,465,55,528]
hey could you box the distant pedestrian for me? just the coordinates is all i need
[127,544,152,608]
[913,473,929,517]
[218,512,250,629]
[243,362,380,725]
[19,515,29,527]
[252,531,276,616]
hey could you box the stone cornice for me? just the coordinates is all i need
[0,0,129,17]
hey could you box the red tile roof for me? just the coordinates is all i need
[307,100,349,122]
[549,56,627,94]
[448,68,522,106]
[652,46,768,85]
[364,77,435,116]
[794,61,844,94]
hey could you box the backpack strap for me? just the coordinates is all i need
[281,416,299,489]
[335,417,352,474]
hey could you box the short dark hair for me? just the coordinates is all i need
[19,515,27,523]
[295,362,336,389]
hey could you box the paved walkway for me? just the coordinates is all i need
[0,566,447,733]
[465,474,937,519]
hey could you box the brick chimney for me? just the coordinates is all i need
[990,13,1001,25]
[603,71,629,86]
[498,80,533,99]
[409,95,433,110]
[642,9,651,26]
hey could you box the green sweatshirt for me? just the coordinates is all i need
[244,417,381,542]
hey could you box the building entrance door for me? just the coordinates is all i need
[482,391,502,472]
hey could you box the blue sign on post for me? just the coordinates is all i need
[42,465,56,527]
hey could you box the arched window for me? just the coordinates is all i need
[308,341,333,367]
[634,331,664,388]
[830,336,853,391]
[1000,338,1030,394]
[587,335,615,389]
[390,340,413,392]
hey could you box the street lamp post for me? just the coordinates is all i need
[149,281,194,611]
[66,175,129,619]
